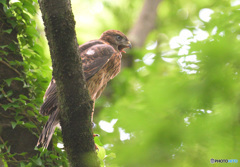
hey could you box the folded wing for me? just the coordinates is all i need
[40,41,115,116]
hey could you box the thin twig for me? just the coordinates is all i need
[0,112,12,118]
[0,136,18,162]
[0,60,21,76]
[2,106,41,134]
[1,89,13,103]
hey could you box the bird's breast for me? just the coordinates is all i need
[87,53,121,100]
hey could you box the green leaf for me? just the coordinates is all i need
[33,44,44,55]
[3,29,12,34]
[0,144,4,149]
[4,78,13,86]
[20,162,26,167]
[8,43,17,51]
[19,94,28,100]
[8,153,16,158]
[106,152,116,159]
[15,115,24,121]
[31,157,42,166]
[25,26,39,38]
[22,1,36,15]
[22,13,30,24]
[0,0,6,4]
[19,152,27,156]
[50,154,58,159]
[94,135,103,146]
[26,103,35,108]
[0,45,8,49]
[11,103,20,108]
[1,104,11,111]
[11,122,17,129]
[7,146,11,152]
[4,77,23,86]
[1,158,8,167]
[21,48,32,56]
[7,90,13,97]
[25,162,32,167]
[27,110,35,116]
[96,145,106,160]
[6,19,17,28]
[0,50,8,55]
[24,122,37,129]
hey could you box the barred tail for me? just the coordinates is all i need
[37,109,59,149]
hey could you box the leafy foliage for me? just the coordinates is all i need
[97,0,240,166]
[0,0,66,166]
[1,0,240,166]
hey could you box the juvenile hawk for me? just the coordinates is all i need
[37,30,131,148]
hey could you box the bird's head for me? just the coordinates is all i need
[100,30,132,53]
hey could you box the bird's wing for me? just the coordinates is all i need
[40,42,116,116]
[40,79,57,116]
[81,43,116,80]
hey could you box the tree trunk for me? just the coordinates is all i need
[121,0,162,68]
[128,0,162,48]
[0,2,38,167]
[38,0,99,166]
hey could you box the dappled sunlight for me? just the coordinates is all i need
[231,0,240,6]
[99,119,118,133]
[57,142,64,149]
[118,128,130,141]
[146,41,158,50]
[177,55,199,74]
[199,8,214,22]
[142,53,156,65]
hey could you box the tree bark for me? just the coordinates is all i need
[38,0,99,166]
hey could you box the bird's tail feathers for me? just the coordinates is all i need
[36,109,59,149]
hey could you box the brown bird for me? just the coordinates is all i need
[37,30,131,148]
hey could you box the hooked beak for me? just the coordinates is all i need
[119,41,132,53]
[127,41,132,49]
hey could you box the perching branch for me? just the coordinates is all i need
[38,0,99,166]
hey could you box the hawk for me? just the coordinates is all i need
[37,30,131,148]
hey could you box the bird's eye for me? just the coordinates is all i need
[116,35,122,41]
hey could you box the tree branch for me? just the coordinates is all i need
[38,0,99,166]
[121,0,162,68]
[0,136,18,162]
[128,0,162,48]
[0,60,21,76]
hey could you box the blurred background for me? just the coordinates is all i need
[1,0,240,166]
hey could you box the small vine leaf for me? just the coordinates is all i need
[11,121,17,129]
[3,29,12,34]
[1,104,11,111]
[96,144,106,160]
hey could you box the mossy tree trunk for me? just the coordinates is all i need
[38,0,99,166]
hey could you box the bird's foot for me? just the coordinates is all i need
[93,134,100,150]
[93,134,99,137]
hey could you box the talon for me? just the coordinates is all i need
[95,144,99,151]
[93,134,100,137]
